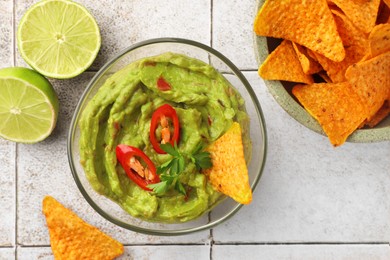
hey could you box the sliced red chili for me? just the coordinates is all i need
[150,104,180,154]
[157,76,171,91]
[207,115,212,126]
[116,144,160,191]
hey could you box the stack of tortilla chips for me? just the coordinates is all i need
[254,0,390,146]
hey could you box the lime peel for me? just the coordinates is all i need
[0,67,59,143]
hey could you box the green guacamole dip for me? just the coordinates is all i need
[79,52,250,223]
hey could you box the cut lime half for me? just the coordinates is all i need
[17,0,101,79]
[0,67,59,143]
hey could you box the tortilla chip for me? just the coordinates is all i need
[254,0,345,62]
[368,24,390,57]
[204,122,252,204]
[345,51,390,120]
[259,40,314,84]
[329,0,381,33]
[292,82,367,146]
[292,42,322,75]
[306,49,320,61]
[365,100,390,127]
[43,196,124,260]
[311,10,368,83]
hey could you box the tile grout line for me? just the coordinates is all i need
[13,0,18,259]
[212,242,390,245]
[12,242,390,248]
[210,0,213,49]
[12,0,16,68]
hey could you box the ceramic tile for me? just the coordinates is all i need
[119,245,210,260]
[213,0,258,70]
[15,0,211,70]
[17,247,52,260]
[0,0,17,249]
[0,139,15,246]
[213,245,390,260]
[0,0,14,68]
[17,245,210,260]
[212,72,390,243]
[0,248,15,260]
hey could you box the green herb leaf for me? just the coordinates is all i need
[148,181,169,195]
[175,181,186,195]
[157,160,173,174]
[191,145,213,170]
[170,158,179,175]
[151,143,212,196]
[150,143,187,196]
[178,156,185,173]
[160,143,179,156]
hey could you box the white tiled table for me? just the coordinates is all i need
[1,1,390,259]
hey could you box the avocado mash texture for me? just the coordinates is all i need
[79,52,250,223]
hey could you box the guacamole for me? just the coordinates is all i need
[79,52,250,223]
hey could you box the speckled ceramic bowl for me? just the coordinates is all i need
[68,38,267,235]
[253,0,390,142]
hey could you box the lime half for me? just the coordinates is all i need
[17,0,101,79]
[0,67,59,143]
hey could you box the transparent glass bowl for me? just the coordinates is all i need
[67,38,267,235]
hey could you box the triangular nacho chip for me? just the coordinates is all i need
[329,0,381,33]
[254,0,345,62]
[292,42,322,75]
[310,10,368,83]
[259,40,314,84]
[345,51,390,120]
[365,100,390,128]
[368,24,390,58]
[204,122,252,204]
[293,82,367,146]
[43,196,124,260]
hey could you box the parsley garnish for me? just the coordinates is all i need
[148,143,213,196]
[190,144,213,170]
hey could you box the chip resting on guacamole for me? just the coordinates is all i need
[43,196,124,260]
[204,122,252,204]
[254,0,345,62]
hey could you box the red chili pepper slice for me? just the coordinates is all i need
[116,144,160,191]
[157,76,171,91]
[150,104,180,154]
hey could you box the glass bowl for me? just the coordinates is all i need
[253,0,390,143]
[68,38,267,235]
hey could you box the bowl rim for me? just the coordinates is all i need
[67,37,268,235]
[253,0,390,143]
